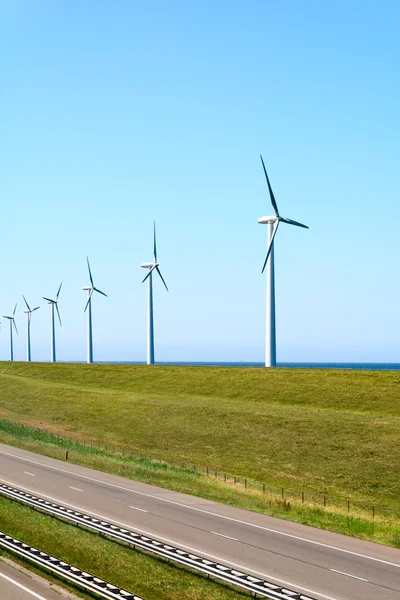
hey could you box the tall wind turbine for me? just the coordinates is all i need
[141,223,168,365]
[258,156,309,367]
[3,304,18,361]
[43,283,62,363]
[83,257,107,364]
[22,295,40,362]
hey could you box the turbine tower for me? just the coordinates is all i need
[22,296,40,362]
[43,282,62,363]
[258,156,309,367]
[141,222,168,365]
[3,304,18,361]
[83,257,107,364]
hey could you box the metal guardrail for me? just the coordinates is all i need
[0,530,143,600]
[0,482,317,600]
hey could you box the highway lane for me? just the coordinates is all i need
[0,443,399,600]
[0,558,78,599]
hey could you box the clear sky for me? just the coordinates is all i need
[2,1,400,363]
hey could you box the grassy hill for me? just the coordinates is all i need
[0,362,399,509]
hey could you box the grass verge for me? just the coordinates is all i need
[0,494,247,600]
[0,419,399,548]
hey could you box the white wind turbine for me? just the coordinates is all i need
[22,295,40,362]
[43,282,62,363]
[141,223,168,365]
[258,156,309,367]
[83,257,107,364]
[3,304,18,361]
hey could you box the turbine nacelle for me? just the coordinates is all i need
[258,216,279,225]
[141,262,156,269]
[259,155,308,274]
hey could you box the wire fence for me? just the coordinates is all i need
[3,420,400,523]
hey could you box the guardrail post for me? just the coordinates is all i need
[65,450,68,461]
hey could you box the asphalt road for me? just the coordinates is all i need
[0,443,399,600]
[0,558,78,600]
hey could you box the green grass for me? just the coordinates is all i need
[0,362,399,517]
[0,494,246,600]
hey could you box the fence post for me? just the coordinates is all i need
[347,500,350,513]
[263,483,265,494]
[302,491,304,503]
[245,478,247,489]
[324,495,326,507]
[281,488,284,499]
[234,476,236,485]
[372,505,375,519]
[206,466,209,476]
[65,450,69,461]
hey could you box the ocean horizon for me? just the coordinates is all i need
[98,361,400,370]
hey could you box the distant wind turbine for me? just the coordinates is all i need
[22,295,40,362]
[258,156,309,367]
[3,304,18,361]
[141,223,168,365]
[43,282,62,363]
[83,257,107,364]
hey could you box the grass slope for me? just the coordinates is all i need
[0,362,399,509]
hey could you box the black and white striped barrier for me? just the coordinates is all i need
[0,530,143,600]
[0,482,316,600]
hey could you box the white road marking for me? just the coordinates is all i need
[69,486,83,492]
[129,506,148,513]
[0,571,48,599]
[0,477,339,600]
[23,472,35,477]
[212,531,238,541]
[1,448,399,570]
[330,569,368,582]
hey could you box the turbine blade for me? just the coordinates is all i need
[13,303,17,316]
[84,288,94,312]
[142,264,157,284]
[22,295,31,311]
[56,281,63,300]
[32,307,40,312]
[86,256,94,286]
[261,220,280,274]
[13,319,18,335]
[43,297,54,303]
[280,217,309,229]
[153,221,157,263]
[156,266,169,291]
[260,155,280,217]
[55,303,62,327]
[94,287,107,297]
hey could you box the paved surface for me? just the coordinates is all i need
[0,443,399,600]
[0,557,78,599]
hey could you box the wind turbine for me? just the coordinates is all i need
[43,283,62,363]
[3,304,18,361]
[258,156,309,367]
[83,257,107,364]
[22,296,40,362]
[141,222,168,365]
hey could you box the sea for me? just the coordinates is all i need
[109,362,400,370]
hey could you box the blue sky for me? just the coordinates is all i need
[2,1,400,363]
